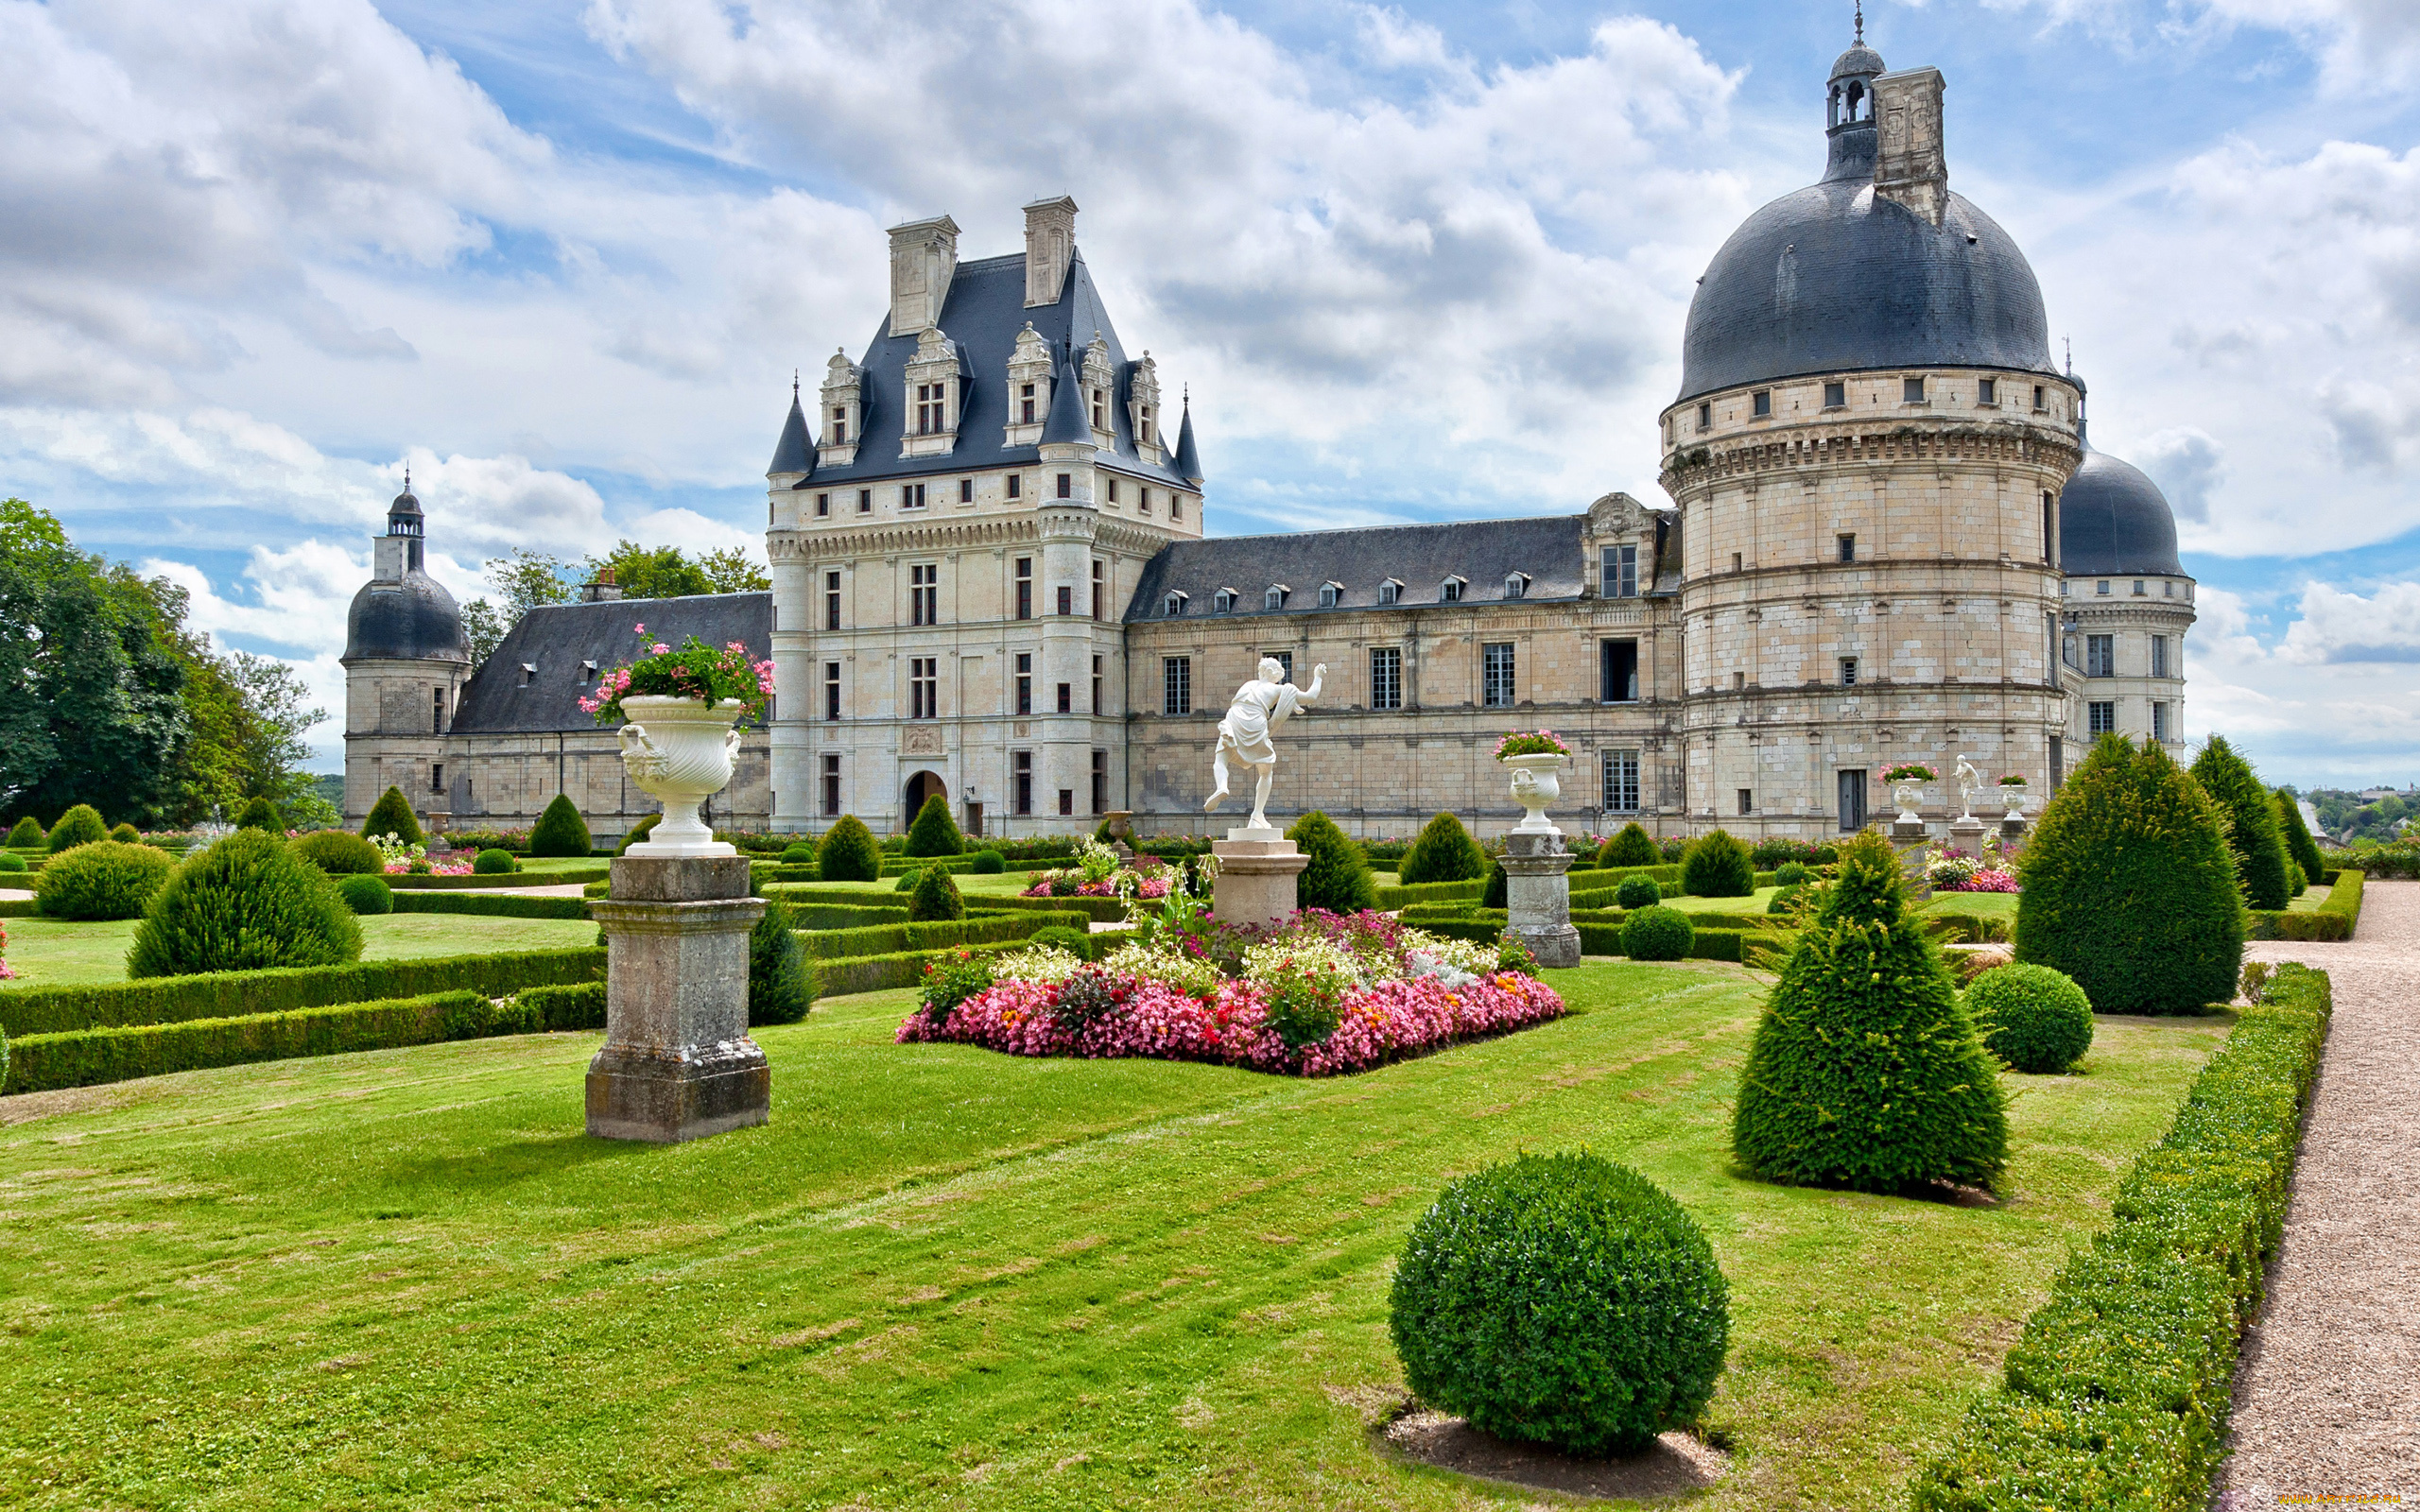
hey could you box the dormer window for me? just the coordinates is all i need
[1164,591,1187,617]
[1264,584,1288,611]
[1504,572,1529,599]
[518,663,536,686]
[915,383,946,435]
[580,660,597,680]
[1442,576,1465,603]
[1215,588,1236,613]
[1138,407,1154,444]
[1091,391,1105,429]
[1020,384,1036,424]
[830,408,848,444]
[1319,581,1342,608]
[1377,578,1402,605]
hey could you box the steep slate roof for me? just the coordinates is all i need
[1124,515,1587,623]
[803,249,1191,490]
[768,389,815,478]
[1171,400,1202,483]
[1040,350,1092,445]
[451,593,770,735]
[2061,446,2185,578]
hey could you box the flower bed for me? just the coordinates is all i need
[1925,842,2021,894]
[897,907,1564,1076]
[1019,839,1175,900]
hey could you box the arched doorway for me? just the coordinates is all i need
[903,770,946,833]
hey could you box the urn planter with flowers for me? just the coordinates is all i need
[584,627,775,858]
[1997,774,2028,821]
[1495,730,1574,835]
[1883,764,1940,826]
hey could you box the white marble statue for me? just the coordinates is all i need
[1954,754,1983,822]
[1204,658,1325,831]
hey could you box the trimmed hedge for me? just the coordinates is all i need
[795,910,1090,961]
[519,981,606,1032]
[2247,868,2364,942]
[1909,964,2333,1511]
[1374,877,1489,909]
[129,830,362,979]
[1680,830,1756,898]
[292,830,384,876]
[904,794,966,857]
[34,841,174,920]
[337,875,393,915]
[775,888,1135,924]
[786,903,911,931]
[384,867,607,889]
[1291,810,1377,914]
[2190,736,2291,912]
[0,947,606,1038]
[390,892,591,920]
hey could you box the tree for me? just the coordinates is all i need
[2190,735,2291,911]
[529,795,593,857]
[362,786,424,847]
[487,549,577,618]
[700,548,771,593]
[460,599,508,666]
[1732,829,2009,1194]
[904,794,964,856]
[583,541,712,601]
[1681,830,1755,897]
[1398,813,1486,885]
[1288,810,1376,914]
[1596,822,1661,869]
[748,894,813,1025]
[2016,734,2243,1015]
[908,865,965,921]
[2274,787,2327,885]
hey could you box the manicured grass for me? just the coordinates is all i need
[2287,882,2332,913]
[510,857,611,875]
[1924,890,2020,919]
[0,915,600,989]
[1662,885,1782,915]
[0,962,2228,1509]
[781,870,1067,898]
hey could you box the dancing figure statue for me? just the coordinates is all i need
[1204,658,1325,831]
[1954,753,1983,821]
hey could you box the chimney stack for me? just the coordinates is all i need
[1872,67,1946,226]
[886,215,959,337]
[1023,196,1078,308]
[581,566,623,604]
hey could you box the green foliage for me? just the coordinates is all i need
[580,540,768,600]
[109,822,141,844]
[1768,883,1807,917]
[1397,812,1486,885]
[2273,788,2325,885]
[1481,858,1508,909]
[0,852,25,872]
[817,816,882,883]
[517,981,606,1032]
[46,803,108,852]
[337,874,393,915]
[527,795,593,857]
[749,895,814,1026]
[235,796,282,832]
[2018,735,2244,1015]
[614,814,659,854]
[1288,811,1377,915]
[1775,861,1810,885]
[904,794,965,857]
[893,868,922,893]
[1620,905,1693,961]
[6,816,43,847]
[908,865,965,922]
[1910,965,2331,1511]
[2189,736,2290,911]
[472,848,519,875]
[779,841,818,865]
[968,849,1006,875]
[34,841,175,920]
[292,830,383,875]
[1028,925,1093,962]
[916,950,997,1023]
[1597,822,1661,869]
[360,786,424,848]
[1681,829,1755,898]
[1615,875,1662,909]
[1733,830,2010,1194]
[1389,1153,1729,1455]
[1966,964,2095,1074]
[126,831,366,979]
[1,990,504,1094]
[389,891,583,919]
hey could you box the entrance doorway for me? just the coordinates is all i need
[1837,770,1868,832]
[903,770,947,832]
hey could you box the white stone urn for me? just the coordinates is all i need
[1501,753,1565,835]
[1999,783,2028,821]
[1891,779,1930,826]
[615,696,746,857]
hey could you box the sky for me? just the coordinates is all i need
[6,0,2420,789]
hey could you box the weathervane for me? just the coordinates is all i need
[1854,1,1863,43]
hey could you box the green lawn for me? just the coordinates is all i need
[1661,885,1782,915]
[2287,883,2332,913]
[1923,891,2020,919]
[781,870,1054,898]
[0,963,2230,1509]
[0,915,599,989]
[511,857,612,875]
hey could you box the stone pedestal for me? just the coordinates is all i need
[1999,813,2030,845]
[1948,816,1990,858]
[1211,827,1308,930]
[586,854,769,1143]
[1889,818,1934,901]
[1500,833,1580,968]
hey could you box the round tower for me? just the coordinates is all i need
[2058,397,2195,752]
[341,474,472,826]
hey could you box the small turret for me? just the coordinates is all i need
[1171,392,1203,485]
[1040,348,1094,448]
[768,377,815,482]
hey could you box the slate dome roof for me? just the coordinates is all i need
[2060,446,2184,578]
[345,570,469,663]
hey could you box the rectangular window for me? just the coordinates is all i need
[1170,493,1184,522]
[1014,653,1032,715]
[2089,700,2118,735]
[2048,613,2059,686]
[909,657,938,720]
[1737,788,1754,816]
[2033,384,2048,412]
[2043,492,2056,565]
[816,492,830,518]
[1058,788,1074,816]
[1091,750,1108,816]
[821,754,840,817]
[1106,479,1119,504]
[959,477,973,504]
[1019,384,1035,424]
[1056,472,1072,499]
[2050,735,2065,786]
[1601,639,1639,702]
[1838,770,1868,832]
[901,482,925,509]
[2134,579,2147,596]
[2086,634,2115,679]
[1602,544,1637,598]
[857,489,871,514]
[915,383,945,435]
[1014,558,1033,620]
[1012,751,1032,816]
[1139,488,1151,514]
[1978,377,1997,405]
[2152,636,2169,679]
[909,562,938,627]
[1056,584,1073,616]
[1007,473,1022,499]
[1091,559,1105,620]
[433,687,445,734]
[823,662,840,721]
[1602,749,1640,814]
[1370,646,1403,710]
[831,409,847,444]
[1696,401,1712,432]
[2064,634,2079,669]
[2097,579,2112,595]
[1091,654,1103,714]
[431,761,444,794]
[1824,380,1846,408]
[1751,389,1772,418]
[824,571,841,631]
[1904,376,1927,404]
[1840,656,1858,687]
[1056,681,1071,713]
[2152,701,2170,742]
[1481,643,1516,707]
[1837,533,1857,563]
[1164,657,1192,715]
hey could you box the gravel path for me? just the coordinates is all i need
[2219,880,2420,1503]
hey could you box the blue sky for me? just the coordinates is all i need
[7,0,2420,786]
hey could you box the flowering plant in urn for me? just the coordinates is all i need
[1997,773,2028,819]
[1495,730,1570,834]
[1882,763,1939,825]
[584,624,774,857]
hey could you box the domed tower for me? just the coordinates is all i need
[2058,399,2194,751]
[341,473,472,826]
[1659,23,2083,835]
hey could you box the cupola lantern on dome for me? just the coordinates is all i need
[344,467,468,665]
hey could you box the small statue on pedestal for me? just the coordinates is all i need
[1954,754,1983,823]
[1204,658,1324,832]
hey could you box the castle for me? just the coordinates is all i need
[343,30,2194,843]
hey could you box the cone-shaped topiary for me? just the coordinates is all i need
[1389,1153,1730,1455]
[907,864,964,921]
[1398,812,1486,885]
[361,786,423,848]
[905,794,965,857]
[1481,857,1508,909]
[1615,874,1662,909]
[128,830,365,978]
[1288,810,1376,914]
[235,796,282,832]
[2190,735,2291,911]
[35,841,175,920]
[1681,829,1755,898]
[749,893,814,1025]
[5,816,43,848]
[2274,787,2326,886]
[1732,829,2009,1194]
[614,813,659,854]
[337,873,393,915]
[1620,904,1692,961]
[528,795,593,857]
[1965,963,2094,1074]
[1596,822,1661,869]
[2017,734,2244,1015]
[109,822,141,844]
[818,816,881,882]
[292,830,383,875]
[46,804,107,852]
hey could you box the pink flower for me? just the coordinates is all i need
[633,623,646,634]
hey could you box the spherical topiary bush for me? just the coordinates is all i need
[361,786,423,848]
[779,841,818,865]
[1398,812,1486,886]
[473,848,519,875]
[2190,735,2291,911]
[748,894,813,1025]
[1288,810,1377,914]
[527,794,593,858]
[908,866,964,922]
[1614,875,1662,910]
[337,873,393,916]
[816,815,882,883]
[1596,821,1661,870]
[1028,925,1092,962]
[969,849,1006,875]
[1774,861,1809,886]
[1966,963,2094,1074]
[1621,905,1693,961]
[34,841,175,920]
[0,851,26,872]
[5,816,43,848]
[292,830,383,876]
[110,823,141,845]
[1680,830,1754,898]
[1389,1153,1730,1455]
[235,796,283,832]
[46,804,108,853]
[128,830,364,978]
[614,813,660,855]
[905,794,965,857]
